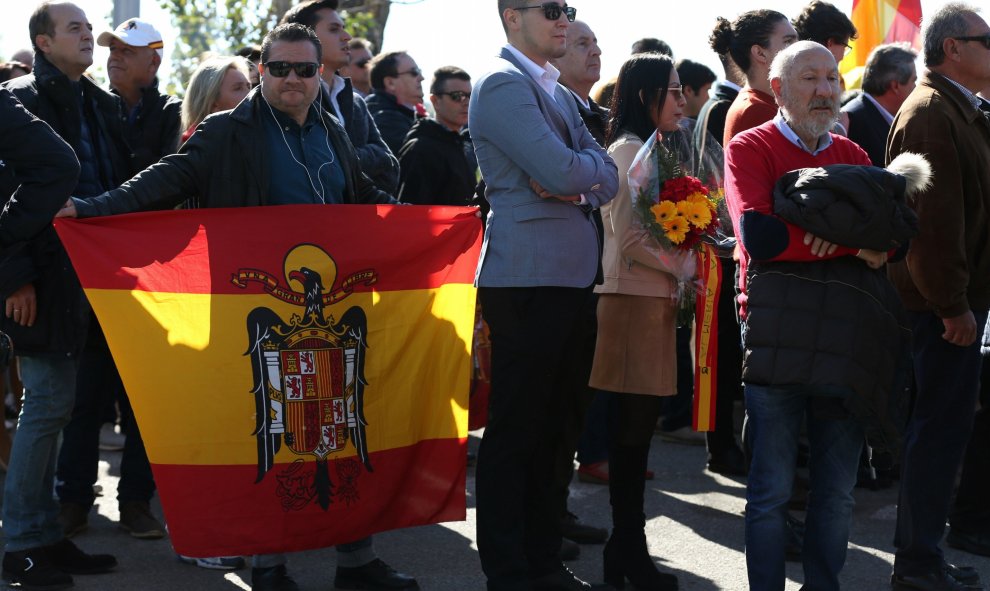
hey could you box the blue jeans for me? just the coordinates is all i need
[744,384,864,591]
[2,356,77,551]
[894,310,988,576]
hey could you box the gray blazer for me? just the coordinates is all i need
[469,47,618,288]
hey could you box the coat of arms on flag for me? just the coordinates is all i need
[237,244,377,510]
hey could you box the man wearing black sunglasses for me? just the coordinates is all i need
[340,38,374,97]
[396,66,477,206]
[888,4,990,591]
[471,2,618,590]
[57,22,399,591]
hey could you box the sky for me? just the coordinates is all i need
[0,0,957,91]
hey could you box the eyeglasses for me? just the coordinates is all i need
[394,67,422,78]
[666,84,684,102]
[264,61,320,78]
[835,40,853,58]
[437,90,471,103]
[953,35,990,50]
[354,58,371,68]
[515,2,577,23]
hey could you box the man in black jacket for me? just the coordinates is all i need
[366,51,424,155]
[54,15,181,545]
[397,66,477,205]
[0,2,127,589]
[61,24,404,591]
[281,0,399,195]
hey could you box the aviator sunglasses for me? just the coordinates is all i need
[516,2,577,22]
[264,61,320,78]
[437,90,471,103]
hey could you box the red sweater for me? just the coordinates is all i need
[723,88,778,146]
[724,121,871,316]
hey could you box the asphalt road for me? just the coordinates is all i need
[2,427,988,590]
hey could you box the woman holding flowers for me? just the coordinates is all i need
[589,53,689,591]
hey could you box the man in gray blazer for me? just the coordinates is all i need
[470,2,618,590]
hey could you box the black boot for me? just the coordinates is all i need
[602,443,678,591]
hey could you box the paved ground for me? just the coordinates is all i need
[2,426,988,590]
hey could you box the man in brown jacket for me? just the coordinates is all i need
[887,4,990,591]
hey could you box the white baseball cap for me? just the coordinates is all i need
[97,18,164,57]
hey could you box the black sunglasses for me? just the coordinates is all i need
[264,61,320,78]
[354,58,371,68]
[437,90,471,103]
[953,35,990,50]
[394,67,423,78]
[516,2,577,22]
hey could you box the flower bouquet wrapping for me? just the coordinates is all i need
[628,128,724,318]
[627,127,727,431]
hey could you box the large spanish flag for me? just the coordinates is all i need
[55,204,482,557]
[840,0,922,88]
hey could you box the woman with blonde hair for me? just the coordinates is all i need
[181,56,253,142]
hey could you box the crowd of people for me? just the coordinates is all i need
[1,0,989,590]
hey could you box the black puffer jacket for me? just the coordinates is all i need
[0,54,131,357]
[744,163,920,460]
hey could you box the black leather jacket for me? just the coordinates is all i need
[73,87,395,217]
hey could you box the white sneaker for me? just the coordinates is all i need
[177,555,245,570]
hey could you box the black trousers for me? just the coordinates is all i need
[476,286,592,591]
[550,292,599,521]
[949,352,990,533]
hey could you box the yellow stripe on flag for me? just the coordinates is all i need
[86,285,475,466]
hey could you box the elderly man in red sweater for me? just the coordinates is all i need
[724,40,894,591]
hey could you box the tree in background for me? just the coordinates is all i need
[159,0,389,95]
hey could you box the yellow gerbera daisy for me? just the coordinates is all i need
[677,200,713,229]
[662,215,689,244]
[650,200,677,223]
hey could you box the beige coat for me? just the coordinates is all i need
[590,132,679,396]
[595,132,682,298]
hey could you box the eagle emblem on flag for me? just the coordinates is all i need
[234,244,378,510]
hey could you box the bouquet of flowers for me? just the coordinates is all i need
[628,128,726,312]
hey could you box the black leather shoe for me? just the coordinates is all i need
[251,564,300,591]
[334,558,419,590]
[948,529,990,558]
[561,512,608,545]
[46,538,117,575]
[532,567,615,590]
[891,570,979,591]
[944,561,981,586]
[2,546,73,590]
[558,538,580,561]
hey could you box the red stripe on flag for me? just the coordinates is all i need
[54,205,482,294]
[157,438,467,557]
